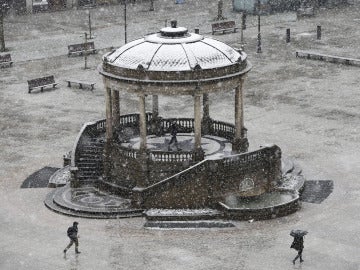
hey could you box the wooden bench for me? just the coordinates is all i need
[295,51,360,67]
[28,75,57,93]
[66,79,95,90]
[212,21,238,35]
[297,5,315,18]
[0,54,13,68]
[68,42,97,57]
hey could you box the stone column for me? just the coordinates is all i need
[104,85,113,180]
[151,94,162,136]
[112,90,120,131]
[201,93,211,135]
[194,94,204,160]
[26,0,33,14]
[139,94,147,150]
[105,87,113,142]
[152,95,159,119]
[136,94,149,190]
[66,0,74,9]
[232,77,249,153]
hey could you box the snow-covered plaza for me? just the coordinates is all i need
[0,0,359,269]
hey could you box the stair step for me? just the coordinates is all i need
[144,220,235,229]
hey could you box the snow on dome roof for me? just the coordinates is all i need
[104,24,247,72]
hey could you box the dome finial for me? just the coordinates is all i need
[170,20,177,28]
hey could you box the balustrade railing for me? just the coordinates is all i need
[119,113,139,127]
[149,151,194,162]
[72,115,251,167]
[161,118,195,133]
[117,145,138,159]
[209,120,235,140]
[222,146,272,168]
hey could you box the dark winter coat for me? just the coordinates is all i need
[67,225,78,240]
[170,124,178,137]
[291,236,304,251]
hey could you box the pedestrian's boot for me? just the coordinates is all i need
[292,259,295,265]
[75,248,81,254]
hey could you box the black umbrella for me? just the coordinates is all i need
[290,229,308,237]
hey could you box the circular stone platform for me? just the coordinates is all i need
[121,134,233,160]
[45,155,305,220]
[44,185,143,219]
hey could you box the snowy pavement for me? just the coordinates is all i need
[1,0,360,269]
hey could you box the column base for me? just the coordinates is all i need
[131,187,144,208]
[201,117,212,135]
[103,140,113,179]
[149,117,164,136]
[70,167,79,188]
[232,138,249,153]
[134,150,149,188]
[193,148,205,162]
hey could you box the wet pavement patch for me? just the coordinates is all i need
[300,180,334,204]
[21,167,60,188]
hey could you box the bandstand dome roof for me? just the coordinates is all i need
[99,21,251,95]
[104,26,246,72]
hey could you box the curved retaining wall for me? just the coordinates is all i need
[137,145,282,209]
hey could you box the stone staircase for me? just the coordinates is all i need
[76,137,104,186]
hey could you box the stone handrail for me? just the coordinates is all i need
[222,146,271,167]
[71,119,106,167]
[142,159,208,196]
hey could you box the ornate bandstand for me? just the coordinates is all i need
[45,21,303,222]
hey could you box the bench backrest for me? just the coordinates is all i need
[68,42,95,52]
[212,21,236,30]
[0,54,12,63]
[28,75,55,88]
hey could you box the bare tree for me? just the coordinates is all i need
[0,1,9,52]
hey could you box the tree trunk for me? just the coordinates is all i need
[0,14,5,52]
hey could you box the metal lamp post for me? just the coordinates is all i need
[0,2,9,52]
[84,32,89,69]
[256,0,262,53]
[124,0,127,44]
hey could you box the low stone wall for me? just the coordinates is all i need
[218,190,300,221]
[139,145,282,209]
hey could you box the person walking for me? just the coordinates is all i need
[64,221,81,254]
[291,235,304,264]
[168,122,179,151]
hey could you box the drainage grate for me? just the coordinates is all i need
[21,167,60,188]
[300,180,334,204]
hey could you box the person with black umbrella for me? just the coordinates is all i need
[290,229,307,264]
